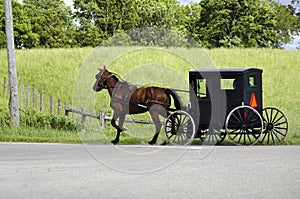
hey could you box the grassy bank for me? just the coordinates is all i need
[0,47,299,144]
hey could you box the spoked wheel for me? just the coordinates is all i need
[201,129,226,145]
[164,110,195,145]
[260,107,288,145]
[225,106,263,146]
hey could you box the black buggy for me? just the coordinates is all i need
[164,68,288,146]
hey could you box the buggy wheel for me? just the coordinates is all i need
[225,106,263,146]
[201,129,226,145]
[260,107,288,145]
[164,110,195,145]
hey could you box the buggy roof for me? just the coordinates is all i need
[190,68,263,76]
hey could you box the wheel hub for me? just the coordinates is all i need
[241,124,247,130]
[266,123,274,131]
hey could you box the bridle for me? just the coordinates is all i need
[95,69,115,90]
[95,69,125,90]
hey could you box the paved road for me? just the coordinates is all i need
[0,143,299,198]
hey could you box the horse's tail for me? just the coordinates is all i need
[165,89,181,110]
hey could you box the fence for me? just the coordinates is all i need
[65,105,153,129]
[2,77,153,129]
[2,77,65,115]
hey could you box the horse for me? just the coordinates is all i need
[93,66,181,145]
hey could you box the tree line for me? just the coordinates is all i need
[0,0,299,49]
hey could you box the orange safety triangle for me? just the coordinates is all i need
[250,93,258,108]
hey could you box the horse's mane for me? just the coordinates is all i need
[112,75,119,82]
[109,72,129,85]
[108,71,137,89]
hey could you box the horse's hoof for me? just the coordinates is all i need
[148,141,155,145]
[111,140,118,145]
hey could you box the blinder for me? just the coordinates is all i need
[94,69,115,90]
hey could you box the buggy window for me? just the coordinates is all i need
[196,79,207,98]
[221,78,236,90]
[249,76,256,87]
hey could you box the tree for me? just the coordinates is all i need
[289,0,300,49]
[195,0,300,48]
[177,3,202,41]
[73,0,139,46]
[0,0,38,49]
[23,0,76,48]
[73,0,104,46]
[0,1,6,48]
[275,2,300,46]
[73,0,183,46]
[135,0,180,29]
[11,0,39,48]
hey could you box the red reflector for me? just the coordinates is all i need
[250,93,258,108]
[243,112,247,119]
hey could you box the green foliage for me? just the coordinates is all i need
[0,0,76,48]
[0,0,39,48]
[0,1,6,48]
[1,95,76,132]
[0,0,300,48]
[196,0,297,48]
[23,0,76,48]
[0,95,11,127]
[73,0,182,46]
[73,0,136,45]
[19,107,76,131]
[178,3,202,38]
[101,28,199,47]
[12,0,40,48]
[135,0,180,29]
[275,2,300,44]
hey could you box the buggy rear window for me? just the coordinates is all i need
[249,76,256,87]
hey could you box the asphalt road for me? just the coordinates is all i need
[0,143,299,199]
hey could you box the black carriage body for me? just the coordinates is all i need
[189,68,263,130]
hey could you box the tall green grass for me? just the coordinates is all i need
[0,48,92,103]
[0,47,299,144]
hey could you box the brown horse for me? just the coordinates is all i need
[93,66,181,145]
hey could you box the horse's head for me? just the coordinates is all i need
[93,66,111,92]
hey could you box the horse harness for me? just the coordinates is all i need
[98,71,170,109]
[110,83,169,110]
[110,82,137,108]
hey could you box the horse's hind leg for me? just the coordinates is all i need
[148,109,162,145]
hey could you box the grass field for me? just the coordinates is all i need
[0,47,299,144]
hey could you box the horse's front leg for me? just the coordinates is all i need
[111,113,126,145]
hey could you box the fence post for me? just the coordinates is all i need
[21,84,24,106]
[33,88,38,109]
[27,86,30,107]
[3,77,6,95]
[49,96,53,114]
[40,92,43,112]
[65,102,70,116]
[81,107,86,123]
[57,99,61,115]
[99,110,106,129]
